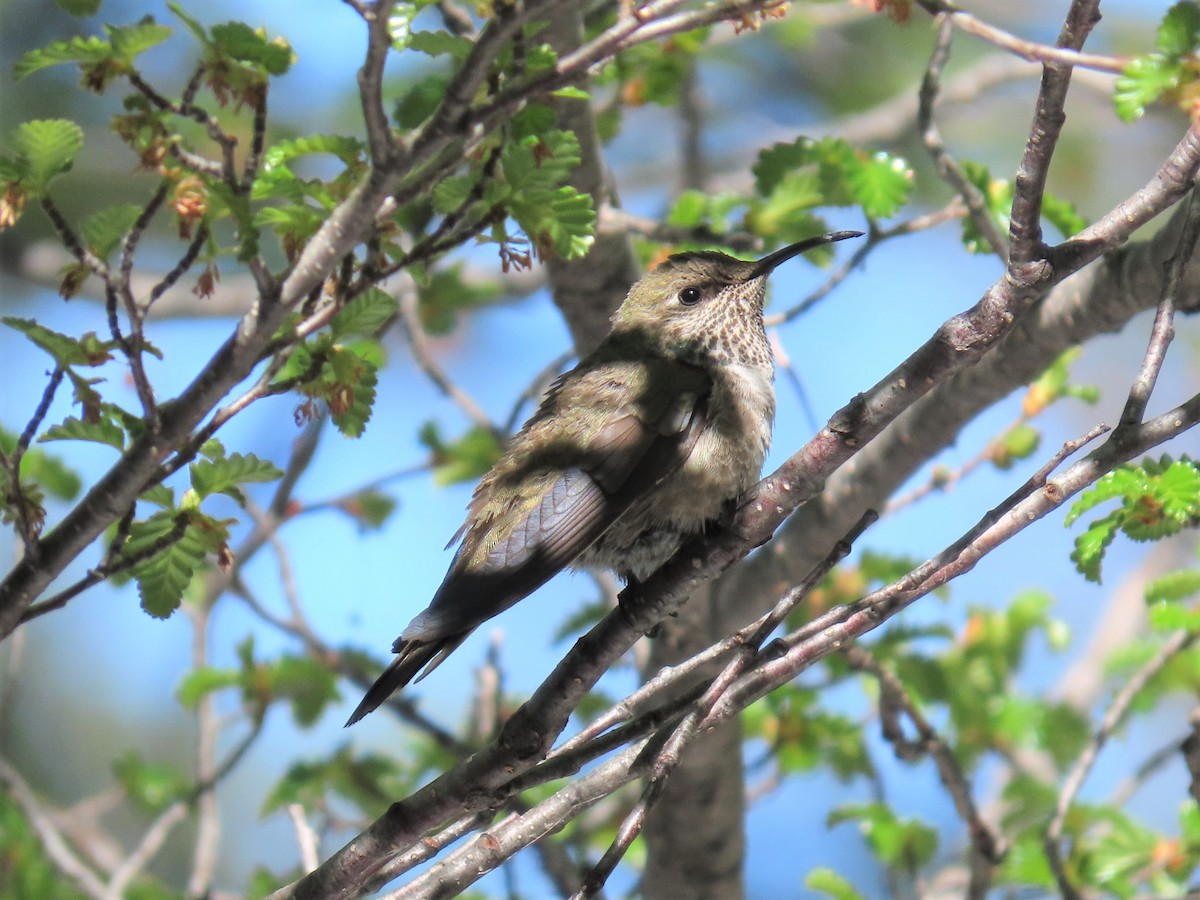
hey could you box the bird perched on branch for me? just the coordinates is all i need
[346,230,861,725]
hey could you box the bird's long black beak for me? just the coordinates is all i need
[747,230,864,280]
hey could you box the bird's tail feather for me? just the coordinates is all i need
[344,633,470,726]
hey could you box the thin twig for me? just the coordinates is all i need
[919,17,1009,263]
[106,801,188,897]
[7,365,65,555]
[289,804,322,874]
[395,278,501,440]
[1043,629,1197,900]
[844,645,1003,899]
[0,755,109,899]
[1119,179,1200,426]
[915,0,1125,73]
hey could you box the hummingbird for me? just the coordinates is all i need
[346,230,861,725]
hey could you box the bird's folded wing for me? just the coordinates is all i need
[402,384,710,641]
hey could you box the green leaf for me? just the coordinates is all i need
[330,289,399,340]
[9,120,84,192]
[338,489,398,531]
[168,2,210,45]
[828,802,938,867]
[959,159,1013,253]
[13,36,114,80]
[326,347,378,438]
[2,317,114,367]
[0,428,82,500]
[667,189,709,228]
[39,415,125,451]
[1157,1,1200,56]
[1042,191,1088,238]
[415,266,502,334]
[54,0,101,15]
[106,21,173,63]
[82,204,143,258]
[500,130,596,259]
[551,85,590,100]
[210,22,293,74]
[262,748,408,818]
[177,666,241,707]
[140,483,175,508]
[419,423,504,486]
[1148,601,1200,632]
[394,74,449,130]
[190,451,283,505]
[992,423,1040,470]
[1070,511,1121,583]
[431,174,478,215]
[265,656,340,726]
[112,751,188,814]
[1114,54,1179,122]
[407,30,472,60]
[1146,568,1200,604]
[122,511,230,618]
[844,151,913,220]
[805,868,865,900]
[1067,458,1200,581]
[252,133,366,202]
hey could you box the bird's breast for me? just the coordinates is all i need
[580,362,775,579]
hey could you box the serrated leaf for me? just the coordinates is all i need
[1158,1,1200,56]
[10,120,84,192]
[177,665,240,708]
[106,20,172,63]
[140,483,175,507]
[1158,459,1200,521]
[431,174,479,215]
[39,415,125,451]
[331,290,399,340]
[13,35,113,80]
[1064,467,1144,525]
[407,29,472,60]
[844,151,913,220]
[2,317,114,366]
[330,367,377,438]
[82,204,143,258]
[1146,568,1200,604]
[190,451,283,504]
[1114,54,1179,122]
[124,511,229,618]
[1070,512,1120,583]
[210,21,293,74]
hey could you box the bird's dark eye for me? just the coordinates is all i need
[679,286,704,306]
